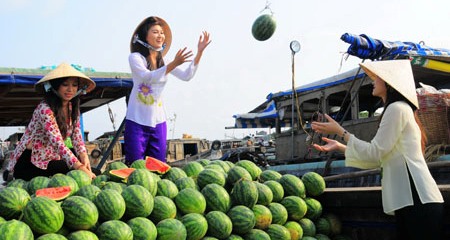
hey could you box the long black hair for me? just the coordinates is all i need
[380,84,427,153]
[43,77,80,138]
[131,17,165,70]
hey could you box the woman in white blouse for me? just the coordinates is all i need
[311,60,444,240]
[125,16,211,164]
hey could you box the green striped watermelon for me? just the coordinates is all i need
[156,218,187,240]
[174,177,198,191]
[278,174,306,198]
[36,233,67,240]
[127,217,157,240]
[91,174,109,188]
[67,170,92,188]
[157,179,179,199]
[304,197,323,220]
[175,188,206,214]
[299,218,316,237]
[61,196,99,230]
[130,159,146,169]
[234,160,261,180]
[6,178,28,189]
[180,213,208,240]
[47,174,79,196]
[197,159,210,166]
[251,14,277,41]
[163,167,187,182]
[0,187,31,219]
[315,217,331,236]
[259,169,282,182]
[0,219,34,240]
[266,224,291,240]
[230,179,258,208]
[244,229,271,240]
[323,213,342,236]
[149,196,177,223]
[122,184,154,218]
[268,202,288,225]
[201,183,231,213]
[280,196,307,221]
[302,171,326,197]
[197,169,226,189]
[182,161,204,177]
[225,234,243,240]
[205,211,233,239]
[74,184,101,201]
[252,204,272,230]
[255,182,273,206]
[23,196,64,234]
[27,176,50,195]
[93,189,126,221]
[227,205,256,235]
[127,168,157,196]
[284,221,304,240]
[96,220,133,240]
[66,230,99,240]
[100,181,124,193]
[0,216,5,224]
[226,166,252,185]
[263,180,284,202]
[208,160,231,173]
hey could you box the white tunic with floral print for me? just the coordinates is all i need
[126,52,198,127]
[7,101,86,172]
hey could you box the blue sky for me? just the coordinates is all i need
[1,0,449,141]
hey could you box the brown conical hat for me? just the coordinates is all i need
[130,16,172,57]
[35,63,95,93]
[360,59,419,108]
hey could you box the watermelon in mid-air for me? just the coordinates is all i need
[252,14,277,41]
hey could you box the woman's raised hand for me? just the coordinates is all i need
[311,114,344,136]
[197,31,211,53]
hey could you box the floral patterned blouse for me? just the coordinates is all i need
[7,101,86,172]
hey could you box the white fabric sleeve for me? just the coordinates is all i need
[129,53,167,84]
[169,61,198,81]
[345,103,406,169]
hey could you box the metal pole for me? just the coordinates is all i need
[289,40,300,160]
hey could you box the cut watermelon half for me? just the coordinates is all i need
[109,168,136,180]
[35,186,72,201]
[145,156,171,174]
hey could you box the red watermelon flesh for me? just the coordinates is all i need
[110,168,136,180]
[145,156,171,174]
[35,186,71,201]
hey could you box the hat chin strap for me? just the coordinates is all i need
[44,82,87,99]
[133,34,165,52]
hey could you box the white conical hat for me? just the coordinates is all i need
[360,59,419,108]
[35,63,95,93]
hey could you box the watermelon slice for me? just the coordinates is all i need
[145,156,171,174]
[109,168,136,181]
[35,186,72,201]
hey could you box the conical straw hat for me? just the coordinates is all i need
[35,63,95,93]
[130,16,172,56]
[360,59,419,108]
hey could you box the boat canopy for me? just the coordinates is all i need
[0,64,132,126]
[230,33,450,129]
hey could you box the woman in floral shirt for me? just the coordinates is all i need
[5,63,97,181]
[124,16,211,164]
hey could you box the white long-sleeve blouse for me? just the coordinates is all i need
[345,101,443,215]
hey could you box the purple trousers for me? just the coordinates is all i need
[124,120,167,164]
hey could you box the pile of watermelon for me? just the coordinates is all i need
[0,159,353,240]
